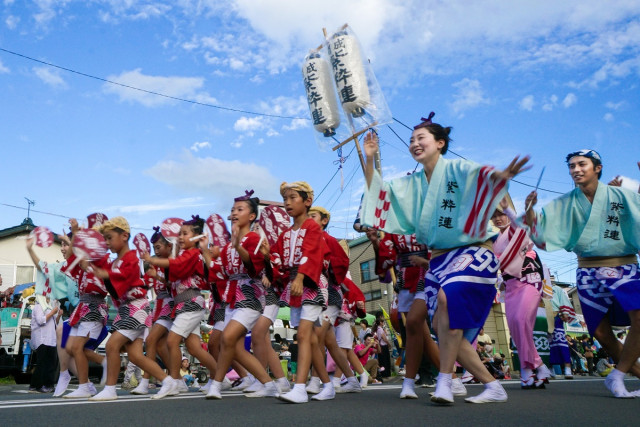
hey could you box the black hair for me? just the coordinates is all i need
[364,333,373,340]
[184,216,205,235]
[360,319,369,327]
[413,123,453,155]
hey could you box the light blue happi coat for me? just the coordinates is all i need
[36,260,80,305]
[529,182,640,257]
[361,157,508,249]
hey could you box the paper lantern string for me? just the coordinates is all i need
[334,147,348,190]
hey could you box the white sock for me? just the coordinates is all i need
[103,385,116,393]
[486,380,500,389]
[293,383,306,392]
[59,370,70,378]
[323,382,333,389]
[438,373,452,381]
[80,382,92,390]
[609,368,625,380]
[140,378,149,388]
[521,367,533,381]
[403,378,415,387]
[332,377,341,387]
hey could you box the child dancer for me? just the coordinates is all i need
[61,219,109,399]
[131,227,174,395]
[307,206,361,394]
[362,114,529,404]
[549,284,576,379]
[272,182,333,404]
[88,217,174,401]
[143,216,218,398]
[491,198,551,389]
[205,192,278,399]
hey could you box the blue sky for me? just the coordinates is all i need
[1,1,639,283]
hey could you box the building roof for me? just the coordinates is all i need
[0,218,62,243]
[0,217,36,238]
[348,235,369,248]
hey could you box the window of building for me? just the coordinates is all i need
[364,289,383,302]
[360,260,376,282]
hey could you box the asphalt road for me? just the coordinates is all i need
[1,377,638,426]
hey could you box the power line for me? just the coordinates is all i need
[0,47,308,121]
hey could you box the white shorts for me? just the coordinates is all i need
[335,322,354,349]
[154,319,172,331]
[223,306,235,329]
[213,320,225,332]
[290,305,323,329]
[230,308,262,331]
[321,306,340,325]
[261,304,279,324]
[171,310,204,338]
[398,289,417,313]
[117,328,148,342]
[70,321,104,340]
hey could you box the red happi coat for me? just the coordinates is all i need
[95,250,150,330]
[337,275,366,324]
[375,233,429,293]
[209,231,266,310]
[323,231,349,308]
[62,253,109,326]
[270,218,330,308]
[144,265,174,323]
[168,248,208,316]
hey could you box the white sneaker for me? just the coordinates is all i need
[176,379,189,393]
[200,380,211,393]
[310,383,335,401]
[89,386,118,401]
[53,371,72,397]
[451,378,468,396]
[277,386,308,403]
[276,377,291,394]
[151,378,177,400]
[305,377,322,394]
[359,371,369,388]
[630,388,640,398]
[430,374,453,404]
[337,377,362,393]
[465,382,508,403]
[220,377,233,391]
[205,382,222,400]
[245,381,279,398]
[243,378,264,393]
[62,383,94,399]
[604,371,633,398]
[131,381,149,395]
[231,376,254,392]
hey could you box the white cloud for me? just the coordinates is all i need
[33,66,67,88]
[604,112,614,122]
[618,176,640,192]
[605,101,625,110]
[562,93,577,108]
[450,78,489,116]
[234,116,265,133]
[99,197,210,216]
[0,59,9,74]
[102,69,216,107]
[145,151,279,199]
[519,95,535,111]
[542,95,558,112]
[190,141,211,152]
[5,14,19,29]
[282,118,309,132]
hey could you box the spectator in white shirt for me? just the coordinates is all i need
[29,296,60,393]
